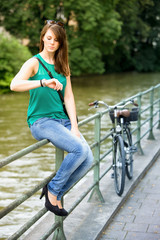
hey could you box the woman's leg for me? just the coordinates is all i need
[30,118,93,198]
[57,143,93,200]
[56,121,93,200]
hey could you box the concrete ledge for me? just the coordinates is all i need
[24,128,160,240]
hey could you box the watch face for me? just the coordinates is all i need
[42,80,45,87]
[42,79,46,87]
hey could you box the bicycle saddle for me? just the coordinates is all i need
[117,109,130,118]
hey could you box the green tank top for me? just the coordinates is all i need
[27,54,68,127]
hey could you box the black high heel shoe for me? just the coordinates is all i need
[59,207,68,216]
[40,185,68,216]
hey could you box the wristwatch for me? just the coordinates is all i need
[42,79,46,87]
[40,79,46,87]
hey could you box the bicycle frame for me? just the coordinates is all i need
[88,100,138,196]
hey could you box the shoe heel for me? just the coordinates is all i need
[40,187,45,199]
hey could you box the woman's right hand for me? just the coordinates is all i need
[44,78,63,91]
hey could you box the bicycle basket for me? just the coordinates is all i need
[109,108,139,123]
[128,108,139,121]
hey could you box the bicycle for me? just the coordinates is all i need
[88,100,139,196]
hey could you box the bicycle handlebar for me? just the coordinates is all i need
[88,100,99,107]
[88,100,138,110]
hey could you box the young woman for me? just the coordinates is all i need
[10,20,93,216]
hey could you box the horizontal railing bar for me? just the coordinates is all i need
[117,93,141,104]
[131,126,138,134]
[100,96,144,117]
[154,109,159,115]
[134,128,150,145]
[154,83,160,89]
[153,120,159,128]
[100,165,113,180]
[40,221,60,240]
[140,129,151,140]
[100,148,112,161]
[100,131,113,143]
[141,113,157,126]
[99,85,160,118]
[153,112,158,118]
[141,86,154,95]
[140,111,157,128]
[140,106,150,114]
[78,112,100,127]
[109,84,159,106]
[141,103,159,114]
[154,99,159,105]
[141,117,150,127]
[0,172,55,219]
[68,181,98,214]
[0,139,49,168]
[90,141,98,149]
[64,161,96,196]
[8,207,48,240]
[141,103,159,115]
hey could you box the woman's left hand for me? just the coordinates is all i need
[44,78,63,91]
[71,127,81,138]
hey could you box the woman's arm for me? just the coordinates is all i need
[10,58,63,92]
[64,76,80,138]
[10,58,41,91]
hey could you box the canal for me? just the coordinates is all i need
[0,72,159,238]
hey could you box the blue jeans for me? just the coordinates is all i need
[30,118,93,200]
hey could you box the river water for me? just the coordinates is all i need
[0,72,159,239]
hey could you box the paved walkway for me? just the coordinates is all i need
[99,155,160,240]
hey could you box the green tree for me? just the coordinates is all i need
[0,34,32,90]
[133,0,160,72]
[0,0,122,76]
[106,0,160,72]
[64,0,122,75]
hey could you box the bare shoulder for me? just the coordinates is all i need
[21,57,39,76]
[22,57,39,69]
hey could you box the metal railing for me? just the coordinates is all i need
[0,83,160,239]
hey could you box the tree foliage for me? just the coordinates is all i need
[106,0,160,72]
[0,0,160,76]
[0,0,122,76]
[0,34,32,90]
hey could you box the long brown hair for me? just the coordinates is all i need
[39,23,70,77]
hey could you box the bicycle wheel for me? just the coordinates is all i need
[124,126,133,179]
[113,135,125,196]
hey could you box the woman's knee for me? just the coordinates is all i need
[87,148,93,167]
[73,140,90,160]
[81,144,93,167]
[76,143,89,159]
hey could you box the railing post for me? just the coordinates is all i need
[137,94,144,155]
[148,87,155,140]
[52,148,66,240]
[157,85,160,129]
[88,113,105,203]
